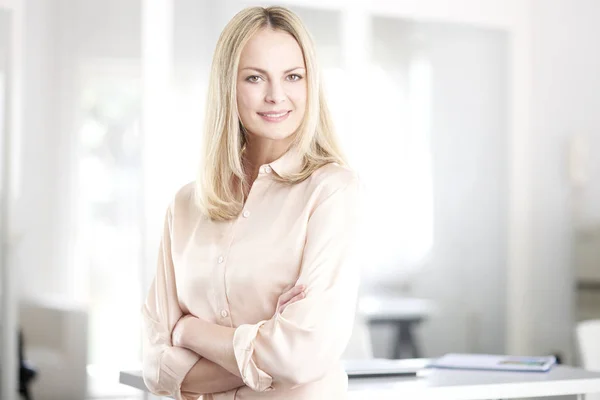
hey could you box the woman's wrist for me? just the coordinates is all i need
[172,315,200,350]
[173,314,240,378]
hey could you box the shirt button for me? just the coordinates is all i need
[242,210,250,218]
[221,310,229,318]
[265,166,272,174]
[218,256,224,264]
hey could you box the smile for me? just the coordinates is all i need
[257,110,291,122]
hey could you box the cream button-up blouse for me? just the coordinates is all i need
[141,149,362,399]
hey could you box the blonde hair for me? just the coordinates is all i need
[195,6,347,221]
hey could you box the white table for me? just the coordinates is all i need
[120,359,600,399]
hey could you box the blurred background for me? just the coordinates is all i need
[1,0,599,399]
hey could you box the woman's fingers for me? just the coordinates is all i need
[278,284,304,307]
[279,291,305,313]
[277,284,305,314]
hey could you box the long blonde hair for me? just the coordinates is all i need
[195,6,347,221]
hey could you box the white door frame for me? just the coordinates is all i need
[0,0,23,399]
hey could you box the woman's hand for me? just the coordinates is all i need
[276,284,305,315]
[172,314,196,348]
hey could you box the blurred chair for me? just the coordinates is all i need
[19,299,88,400]
[576,319,600,400]
[577,319,600,370]
[19,329,37,400]
[359,294,434,359]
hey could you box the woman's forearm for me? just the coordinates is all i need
[179,318,241,378]
[181,357,245,395]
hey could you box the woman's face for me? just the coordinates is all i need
[236,28,307,142]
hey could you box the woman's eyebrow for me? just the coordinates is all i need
[241,66,306,74]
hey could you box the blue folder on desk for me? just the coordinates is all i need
[427,353,557,373]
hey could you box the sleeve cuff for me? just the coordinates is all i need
[233,322,274,392]
[161,345,201,399]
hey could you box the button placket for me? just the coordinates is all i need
[241,169,269,220]
[214,222,234,326]
[220,171,269,323]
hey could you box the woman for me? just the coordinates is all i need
[142,6,361,400]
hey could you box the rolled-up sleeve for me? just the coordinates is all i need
[233,176,362,391]
[141,205,201,400]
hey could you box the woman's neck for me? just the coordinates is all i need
[242,136,293,183]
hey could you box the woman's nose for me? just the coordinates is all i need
[265,82,286,104]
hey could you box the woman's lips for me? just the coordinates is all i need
[257,110,291,122]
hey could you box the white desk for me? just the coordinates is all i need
[120,360,600,399]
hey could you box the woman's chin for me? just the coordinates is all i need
[249,127,297,142]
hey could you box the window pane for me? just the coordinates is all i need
[74,62,143,397]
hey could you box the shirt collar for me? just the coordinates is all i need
[268,147,304,177]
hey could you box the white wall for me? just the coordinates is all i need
[18,0,61,298]
[535,0,600,227]
[0,8,9,166]
[0,9,7,69]
[534,0,600,227]
[335,17,509,358]
[360,0,600,362]
[408,21,509,357]
[527,0,600,363]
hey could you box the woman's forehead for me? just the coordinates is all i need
[239,28,305,71]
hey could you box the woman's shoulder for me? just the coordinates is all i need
[308,163,362,197]
[168,181,199,216]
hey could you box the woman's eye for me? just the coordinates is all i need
[246,75,262,83]
[287,74,303,82]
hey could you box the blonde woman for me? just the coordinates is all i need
[142,6,361,400]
